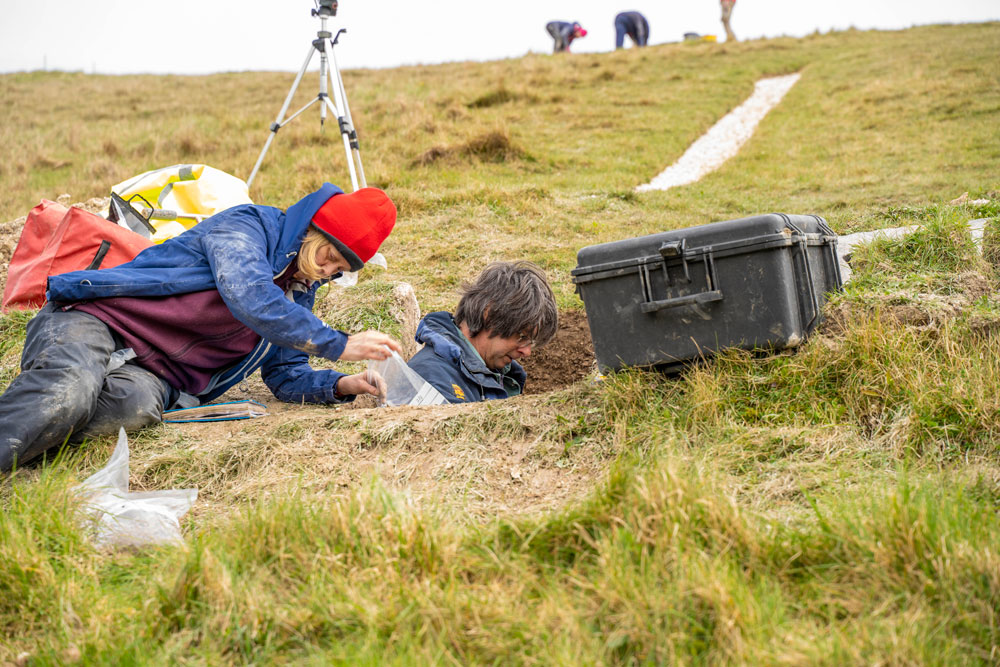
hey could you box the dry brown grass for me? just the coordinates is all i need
[65,382,614,527]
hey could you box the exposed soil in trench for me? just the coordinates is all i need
[520,308,596,393]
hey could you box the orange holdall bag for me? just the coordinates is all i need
[2,200,154,312]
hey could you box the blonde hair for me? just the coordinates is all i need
[296,227,332,282]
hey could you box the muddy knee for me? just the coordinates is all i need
[75,364,171,440]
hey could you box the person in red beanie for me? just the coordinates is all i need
[546,21,587,53]
[1,183,402,472]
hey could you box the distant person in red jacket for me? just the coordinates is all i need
[721,0,737,42]
[546,21,587,53]
[615,11,649,49]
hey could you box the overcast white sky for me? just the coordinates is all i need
[1,1,997,75]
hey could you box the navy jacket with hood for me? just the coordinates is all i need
[46,183,356,405]
[407,311,526,403]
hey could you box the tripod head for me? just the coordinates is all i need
[312,0,338,17]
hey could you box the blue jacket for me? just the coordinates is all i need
[546,21,580,52]
[407,311,526,403]
[46,183,355,405]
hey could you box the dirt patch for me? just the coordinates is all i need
[129,311,604,522]
[413,130,526,166]
[957,269,996,301]
[967,312,1000,338]
[467,88,519,109]
[520,308,595,394]
[90,382,613,526]
[819,292,969,336]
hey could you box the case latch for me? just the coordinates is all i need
[658,240,690,284]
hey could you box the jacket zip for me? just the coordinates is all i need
[199,337,272,397]
[197,253,299,397]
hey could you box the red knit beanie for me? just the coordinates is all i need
[310,188,397,271]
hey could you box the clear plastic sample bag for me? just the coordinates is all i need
[75,428,197,549]
[367,351,448,406]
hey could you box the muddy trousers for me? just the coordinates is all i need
[0,304,172,472]
[546,22,570,53]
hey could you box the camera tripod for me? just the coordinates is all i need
[246,3,366,190]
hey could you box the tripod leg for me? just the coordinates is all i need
[247,45,317,188]
[329,45,367,188]
[322,95,360,191]
[312,35,359,190]
[317,42,329,128]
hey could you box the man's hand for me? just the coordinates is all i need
[339,331,403,361]
[336,370,386,399]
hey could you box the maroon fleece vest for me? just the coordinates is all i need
[74,261,302,394]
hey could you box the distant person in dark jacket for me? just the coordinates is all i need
[615,11,649,48]
[0,184,402,472]
[408,261,558,403]
[546,21,587,53]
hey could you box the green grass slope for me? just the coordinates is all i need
[1,22,1000,664]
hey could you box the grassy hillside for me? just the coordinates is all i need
[2,22,1000,663]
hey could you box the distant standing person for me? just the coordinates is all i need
[721,0,737,41]
[546,21,587,53]
[614,11,649,49]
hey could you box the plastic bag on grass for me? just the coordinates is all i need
[367,351,448,406]
[75,428,197,549]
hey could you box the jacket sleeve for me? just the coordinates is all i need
[407,348,467,404]
[257,287,354,404]
[259,344,354,404]
[200,207,349,362]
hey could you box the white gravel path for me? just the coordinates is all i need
[631,72,993,286]
[636,72,802,192]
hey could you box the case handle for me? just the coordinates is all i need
[639,247,723,313]
[640,289,723,313]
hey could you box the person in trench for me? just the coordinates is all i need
[0,183,401,472]
[407,261,558,403]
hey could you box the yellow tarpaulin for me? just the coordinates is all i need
[111,164,253,243]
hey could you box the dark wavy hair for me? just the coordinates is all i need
[455,261,558,346]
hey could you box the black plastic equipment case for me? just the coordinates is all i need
[571,214,842,373]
